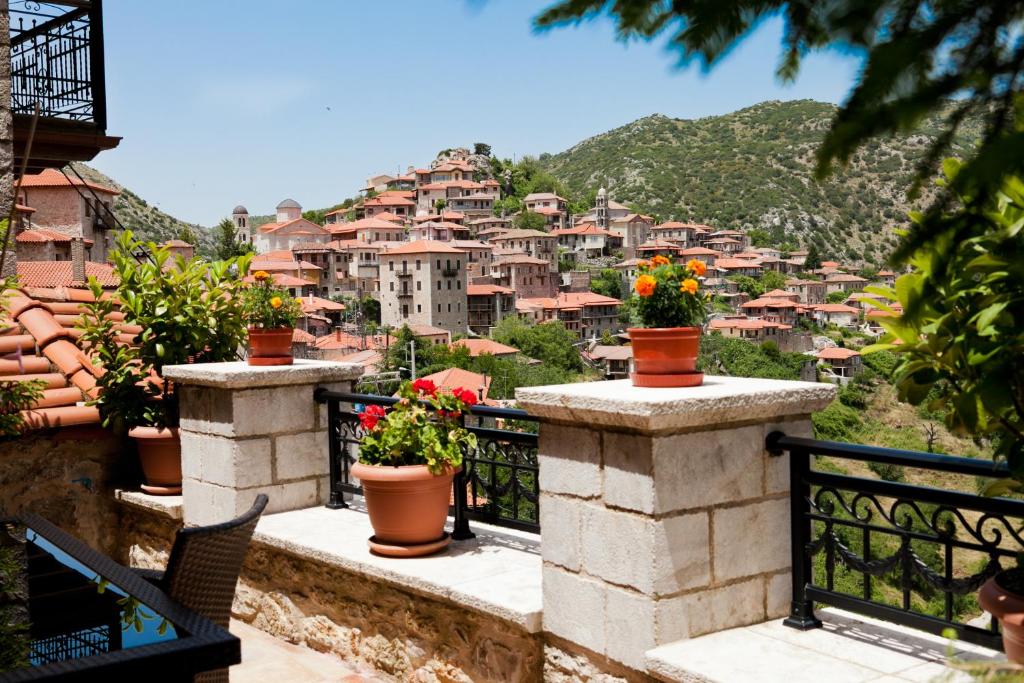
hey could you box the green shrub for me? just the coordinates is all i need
[812,401,861,442]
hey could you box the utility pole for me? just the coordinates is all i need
[409,341,416,380]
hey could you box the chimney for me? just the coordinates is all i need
[71,237,86,285]
[336,327,341,342]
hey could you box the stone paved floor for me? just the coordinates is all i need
[229,620,381,682]
[647,608,1008,682]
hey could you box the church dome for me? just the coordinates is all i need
[597,187,607,197]
[276,198,301,210]
[232,205,248,215]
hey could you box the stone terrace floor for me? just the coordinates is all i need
[648,608,1005,682]
[251,505,1005,682]
[231,620,376,682]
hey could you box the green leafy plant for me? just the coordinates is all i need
[358,379,478,475]
[79,231,251,431]
[631,255,708,329]
[865,159,1024,489]
[242,271,302,329]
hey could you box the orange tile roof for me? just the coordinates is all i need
[18,168,119,195]
[451,338,518,356]
[381,240,464,255]
[817,347,861,360]
[292,328,316,344]
[418,367,491,402]
[17,261,117,288]
[813,304,860,313]
[680,247,721,256]
[467,284,514,296]
[16,229,93,246]
[365,195,415,207]
[709,318,791,331]
[714,258,762,269]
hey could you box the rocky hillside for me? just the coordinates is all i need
[539,100,984,263]
[69,163,212,254]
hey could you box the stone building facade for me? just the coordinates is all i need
[378,240,468,334]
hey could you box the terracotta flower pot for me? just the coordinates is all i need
[628,327,703,388]
[979,572,1024,662]
[351,462,458,557]
[247,327,294,366]
[128,426,181,495]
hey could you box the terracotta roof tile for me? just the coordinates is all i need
[18,168,118,195]
[451,339,518,356]
[16,261,118,288]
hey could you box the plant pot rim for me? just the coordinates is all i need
[352,461,461,480]
[248,326,294,332]
[127,425,180,439]
[628,326,702,333]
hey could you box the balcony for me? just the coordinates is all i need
[10,0,121,173]
[442,267,459,277]
[396,290,413,298]
[396,269,413,278]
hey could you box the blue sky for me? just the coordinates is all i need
[92,1,861,226]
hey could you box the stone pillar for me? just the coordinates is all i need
[0,2,15,279]
[516,376,834,676]
[163,360,363,526]
[71,237,86,284]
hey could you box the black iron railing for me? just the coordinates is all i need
[768,432,1022,651]
[9,0,107,128]
[314,389,540,537]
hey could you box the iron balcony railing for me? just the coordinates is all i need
[314,389,540,537]
[9,0,107,129]
[767,432,1021,651]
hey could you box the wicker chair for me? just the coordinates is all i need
[137,494,268,683]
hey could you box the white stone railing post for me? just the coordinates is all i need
[517,376,834,676]
[164,360,362,526]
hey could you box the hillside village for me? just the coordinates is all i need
[10,146,900,401]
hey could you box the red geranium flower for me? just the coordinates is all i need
[455,388,478,407]
[359,404,386,431]
[412,378,437,396]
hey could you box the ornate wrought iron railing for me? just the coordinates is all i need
[768,432,1022,651]
[314,389,540,537]
[9,0,107,128]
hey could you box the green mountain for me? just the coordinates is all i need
[70,163,211,254]
[539,100,984,263]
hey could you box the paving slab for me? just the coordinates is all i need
[229,619,378,682]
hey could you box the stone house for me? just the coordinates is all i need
[378,240,468,334]
[491,253,556,299]
[785,278,827,304]
[490,229,558,273]
[679,246,721,266]
[811,303,861,329]
[17,168,119,261]
[254,199,331,253]
[584,344,633,379]
[817,346,863,379]
[713,258,763,277]
[466,283,515,334]
[825,273,869,294]
[523,193,568,230]
[363,193,415,220]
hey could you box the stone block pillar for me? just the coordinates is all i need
[517,376,834,676]
[164,360,362,526]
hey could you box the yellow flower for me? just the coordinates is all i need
[686,259,707,277]
[635,274,657,297]
[651,254,670,267]
[680,278,699,295]
[253,270,270,282]
[270,296,283,309]
[295,298,304,306]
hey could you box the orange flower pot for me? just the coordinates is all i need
[628,327,703,388]
[352,462,458,557]
[128,426,181,495]
[979,573,1024,663]
[247,327,294,366]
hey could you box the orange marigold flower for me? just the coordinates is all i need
[270,296,283,309]
[651,254,671,267]
[253,270,270,282]
[686,259,707,277]
[635,274,657,297]
[680,278,699,295]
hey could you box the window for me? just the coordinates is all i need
[417,304,422,313]
[437,304,441,313]
[447,304,451,312]
[437,280,441,290]
[456,280,461,290]
[446,259,451,271]
[456,259,460,269]
[417,281,421,291]
[436,259,441,269]
[458,303,461,312]
[389,261,394,271]
[447,280,451,290]
[402,305,409,317]
[390,282,394,291]
[402,260,407,271]
[416,259,421,270]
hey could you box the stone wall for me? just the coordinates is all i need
[0,426,133,556]
[232,543,543,682]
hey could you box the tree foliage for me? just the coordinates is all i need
[804,242,823,271]
[536,0,1024,259]
[590,268,622,299]
[514,210,548,230]
[867,160,1024,481]
[213,218,253,261]
[491,316,583,372]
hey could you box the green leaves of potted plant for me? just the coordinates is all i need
[242,271,303,366]
[80,232,250,494]
[628,255,709,387]
[353,379,478,557]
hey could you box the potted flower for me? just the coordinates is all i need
[242,271,303,366]
[628,255,709,387]
[80,232,250,494]
[353,379,478,557]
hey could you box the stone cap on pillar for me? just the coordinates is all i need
[164,359,363,389]
[516,376,835,433]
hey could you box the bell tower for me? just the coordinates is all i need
[596,187,608,229]
[232,205,249,243]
